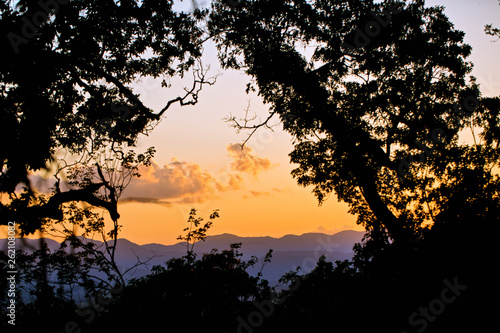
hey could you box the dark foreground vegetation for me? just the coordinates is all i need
[2,213,498,333]
[1,0,500,332]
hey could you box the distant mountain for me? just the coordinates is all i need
[0,230,364,285]
[166,230,364,256]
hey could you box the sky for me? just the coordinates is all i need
[109,0,500,245]
[3,0,500,245]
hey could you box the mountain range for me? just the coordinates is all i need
[1,230,365,285]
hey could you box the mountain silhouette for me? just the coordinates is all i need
[1,230,364,284]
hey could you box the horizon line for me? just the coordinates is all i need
[0,229,365,247]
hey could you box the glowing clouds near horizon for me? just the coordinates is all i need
[226,143,275,176]
[121,144,275,205]
[121,159,241,205]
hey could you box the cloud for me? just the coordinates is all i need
[314,224,356,235]
[118,197,172,207]
[242,187,292,199]
[242,190,271,199]
[249,190,271,197]
[13,144,277,208]
[272,187,291,193]
[120,144,276,206]
[226,143,274,176]
[315,225,329,233]
[14,173,71,195]
[122,159,243,205]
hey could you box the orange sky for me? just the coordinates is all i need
[114,0,500,245]
[107,60,367,245]
[115,148,360,245]
[2,0,499,246]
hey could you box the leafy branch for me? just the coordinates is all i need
[177,208,220,260]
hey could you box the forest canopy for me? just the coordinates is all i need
[0,0,216,235]
[1,0,499,332]
[209,0,500,246]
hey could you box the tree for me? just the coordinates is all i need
[209,1,500,329]
[177,207,220,260]
[88,210,271,333]
[209,0,500,245]
[485,23,500,40]
[0,0,214,235]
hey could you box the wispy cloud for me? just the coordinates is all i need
[226,143,275,176]
[242,190,272,199]
[14,173,71,195]
[314,224,357,235]
[18,144,277,208]
[241,187,292,199]
[122,159,243,205]
[118,197,172,207]
[120,144,276,206]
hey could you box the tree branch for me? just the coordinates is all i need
[224,102,278,148]
[0,183,121,232]
[156,62,218,118]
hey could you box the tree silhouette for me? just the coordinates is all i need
[209,0,500,331]
[1,3,215,330]
[88,210,271,333]
[0,0,214,235]
[177,208,220,260]
[485,23,500,40]
[1,1,499,331]
[209,0,499,244]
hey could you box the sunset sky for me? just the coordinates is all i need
[4,0,500,246]
[108,0,500,245]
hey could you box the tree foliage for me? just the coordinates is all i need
[2,0,500,331]
[177,208,220,258]
[86,211,270,333]
[0,0,212,234]
[208,2,500,329]
[209,0,500,246]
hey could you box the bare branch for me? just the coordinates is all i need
[157,61,219,118]
[224,103,279,148]
[122,249,161,280]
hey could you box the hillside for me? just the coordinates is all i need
[0,230,364,284]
